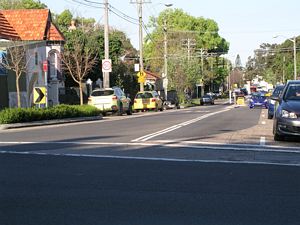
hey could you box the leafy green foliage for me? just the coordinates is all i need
[0,105,101,124]
[144,8,229,93]
[0,0,47,9]
[245,37,299,84]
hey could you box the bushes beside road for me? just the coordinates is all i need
[0,105,101,124]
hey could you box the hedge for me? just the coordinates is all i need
[0,104,101,124]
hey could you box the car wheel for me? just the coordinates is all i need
[274,132,284,141]
[267,113,273,119]
[117,103,123,116]
[273,121,284,141]
[126,105,133,115]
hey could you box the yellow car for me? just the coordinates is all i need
[133,91,164,112]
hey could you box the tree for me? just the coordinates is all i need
[0,0,47,9]
[144,8,229,95]
[60,30,98,105]
[0,41,31,107]
[245,37,299,84]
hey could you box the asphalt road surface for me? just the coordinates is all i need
[1,102,300,224]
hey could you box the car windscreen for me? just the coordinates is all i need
[284,84,300,101]
[272,86,284,97]
[91,90,114,96]
[203,95,210,98]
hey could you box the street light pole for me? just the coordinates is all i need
[293,36,297,80]
[138,0,144,92]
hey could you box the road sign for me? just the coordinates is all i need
[34,87,46,104]
[43,60,48,72]
[137,71,146,83]
[102,59,112,72]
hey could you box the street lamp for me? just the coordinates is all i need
[273,35,297,80]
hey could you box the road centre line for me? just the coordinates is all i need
[131,108,231,142]
[1,149,300,168]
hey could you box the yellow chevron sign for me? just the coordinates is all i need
[33,87,46,104]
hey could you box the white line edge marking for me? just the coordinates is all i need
[132,108,231,142]
[1,140,300,153]
[260,137,266,146]
[1,150,300,167]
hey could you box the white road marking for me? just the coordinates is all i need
[260,137,266,146]
[1,140,300,153]
[132,108,231,142]
[1,150,300,167]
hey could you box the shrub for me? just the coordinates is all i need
[0,105,101,124]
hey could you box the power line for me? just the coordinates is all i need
[109,8,139,25]
[69,0,104,9]
[109,4,139,22]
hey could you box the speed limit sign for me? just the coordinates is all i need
[102,59,112,72]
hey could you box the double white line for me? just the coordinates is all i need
[132,107,231,142]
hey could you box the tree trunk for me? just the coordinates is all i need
[16,75,21,108]
[79,81,83,105]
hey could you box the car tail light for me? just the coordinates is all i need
[151,98,156,102]
[112,96,117,100]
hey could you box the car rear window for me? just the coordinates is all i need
[135,92,153,99]
[91,90,114,96]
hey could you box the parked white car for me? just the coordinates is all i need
[88,87,132,116]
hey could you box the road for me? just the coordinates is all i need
[1,102,300,224]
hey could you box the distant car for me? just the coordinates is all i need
[267,85,285,119]
[88,87,132,116]
[249,92,268,108]
[163,90,180,109]
[200,94,215,105]
[273,80,300,141]
[133,91,164,112]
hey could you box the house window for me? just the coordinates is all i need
[49,51,56,79]
[35,52,38,66]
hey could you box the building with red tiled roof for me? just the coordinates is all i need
[0,9,64,41]
[0,9,65,108]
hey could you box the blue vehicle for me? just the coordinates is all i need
[267,85,285,119]
[249,92,268,109]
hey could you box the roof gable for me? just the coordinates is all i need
[0,9,64,41]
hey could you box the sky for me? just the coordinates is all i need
[42,0,300,66]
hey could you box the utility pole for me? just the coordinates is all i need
[131,0,151,92]
[103,0,110,88]
[163,19,168,100]
[138,0,144,92]
[182,38,196,62]
[283,55,286,83]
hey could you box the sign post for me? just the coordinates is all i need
[42,60,48,107]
